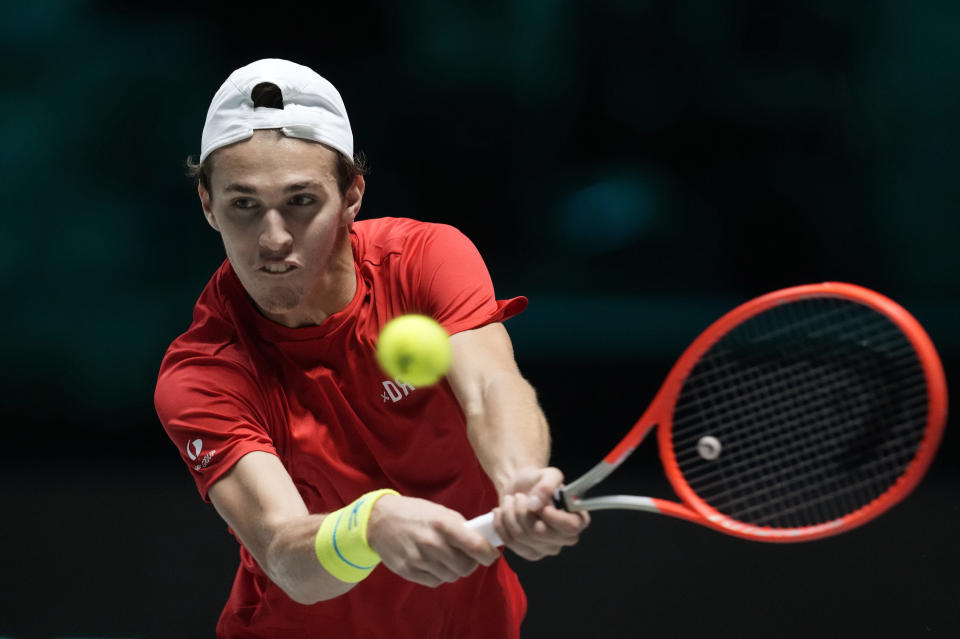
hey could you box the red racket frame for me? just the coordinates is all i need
[593,282,948,541]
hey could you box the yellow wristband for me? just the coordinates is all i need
[314,489,400,583]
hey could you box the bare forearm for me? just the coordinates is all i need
[243,498,500,603]
[249,514,355,604]
[465,371,551,494]
[447,324,589,560]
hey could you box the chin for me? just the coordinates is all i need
[255,286,303,314]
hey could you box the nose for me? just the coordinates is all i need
[259,208,293,255]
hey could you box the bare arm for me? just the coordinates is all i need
[208,451,355,604]
[448,323,589,560]
[208,451,500,604]
[448,323,550,491]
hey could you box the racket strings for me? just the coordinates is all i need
[673,361,925,460]
[675,337,924,488]
[671,297,929,529]
[673,376,927,479]
[671,308,920,432]
[702,299,927,526]
[756,299,927,512]
[707,315,925,526]
[746,445,928,526]
[677,396,926,497]
[671,330,922,443]
[689,424,926,525]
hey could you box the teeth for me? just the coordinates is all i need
[264,264,293,273]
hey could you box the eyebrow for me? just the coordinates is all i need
[223,181,325,194]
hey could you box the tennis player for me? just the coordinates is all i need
[154,58,589,638]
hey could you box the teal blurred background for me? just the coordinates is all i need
[2,1,958,637]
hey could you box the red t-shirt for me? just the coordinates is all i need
[155,218,529,639]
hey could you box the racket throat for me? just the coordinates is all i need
[567,494,660,513]
[558,487,700,522]
[555,457,631,511]
[554,450,701,522]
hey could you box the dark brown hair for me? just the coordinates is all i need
[186,81,368,196]
[185,148,367,197]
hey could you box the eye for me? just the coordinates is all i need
[289,194,317,206]
[231,197,258,210]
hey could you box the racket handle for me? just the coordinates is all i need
[464,511,503,547]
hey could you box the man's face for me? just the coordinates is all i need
[199,130,363,325]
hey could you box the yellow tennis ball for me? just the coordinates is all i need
[376,314,452,387]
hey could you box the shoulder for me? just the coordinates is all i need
[353,217,472,263]
[155,266,263,417]
[155,343,262,418]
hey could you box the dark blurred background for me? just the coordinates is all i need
[2,1,958,637]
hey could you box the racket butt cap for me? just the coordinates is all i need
[553,489,568,511]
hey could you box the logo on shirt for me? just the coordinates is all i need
[186,438,202,461]
[381,378,416,403]
[186,438,217,471]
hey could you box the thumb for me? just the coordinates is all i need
[527,467,564,511]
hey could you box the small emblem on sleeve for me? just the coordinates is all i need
[195,449,217,471]
[186,438,203,461]
[185,438,217,471]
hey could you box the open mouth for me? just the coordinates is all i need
[260,263,297,275]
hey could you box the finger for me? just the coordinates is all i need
[497,496,539,556]
[383,549,448,588]
[516,508,587,550]
[394,543,462,585]
[407,536,473,583]
[401,526,485,584]
[423,554,477,582]
[537,504,590,537]
[451,552,482,577]
[497,495,519,544]
[500,494,535,542]
[516,511,574,556]
[443,520,501,566]
[514,493,534,531]
[533,518,549,536]
[404,567,445,588]
[506,538,562,561]
[526,467,565,510]
[493,506,507,544]
[502,496,559,559]
[434,544,485,578]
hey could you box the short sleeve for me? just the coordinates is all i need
[412,224,527,335]
[155,356,278,501]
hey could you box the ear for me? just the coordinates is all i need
[341,175,365,226]
[198,183,220,232]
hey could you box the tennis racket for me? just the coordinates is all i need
[465,282,947,544]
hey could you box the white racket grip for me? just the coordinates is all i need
[464,511,503,547]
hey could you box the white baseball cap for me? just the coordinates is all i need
[199,58,353,164]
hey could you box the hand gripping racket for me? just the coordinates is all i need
[466,283,947,543]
